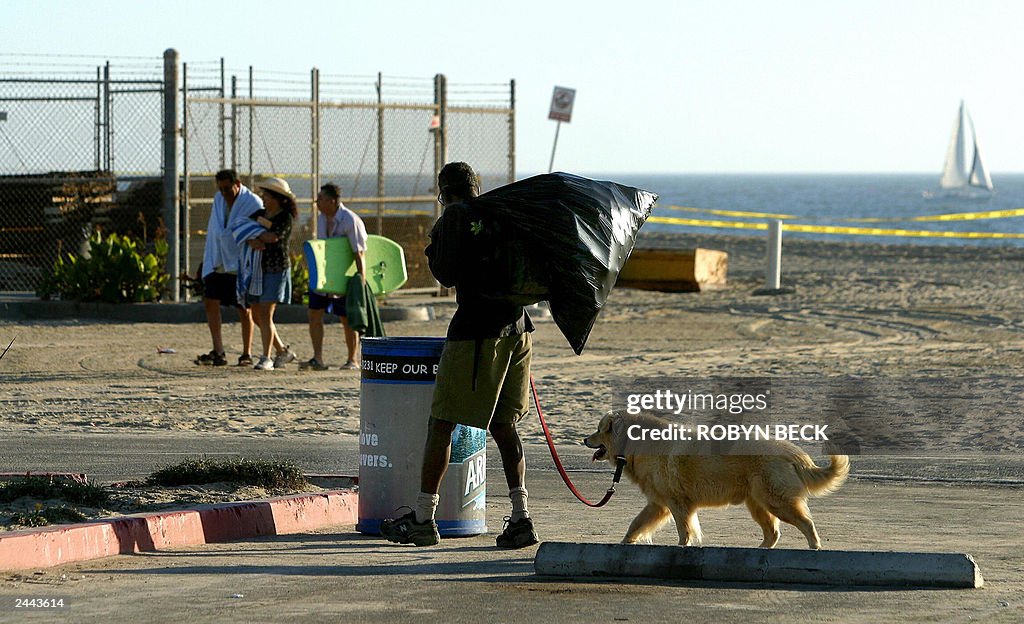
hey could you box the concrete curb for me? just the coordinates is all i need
[0,489,357,571]
[534,542,984,589]
[0,300,429,324]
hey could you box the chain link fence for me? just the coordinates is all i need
[183,68,515,290]
[0,56,166,291]
[0,54,515,295]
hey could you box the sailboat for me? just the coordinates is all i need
[939,100,993,192]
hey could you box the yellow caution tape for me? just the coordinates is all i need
[651,216,769,231]
[845,207,1024,223]
[648,216,1024,239]
[665,205,797,220]
[352,208,435,217]
[667,204,1024,223]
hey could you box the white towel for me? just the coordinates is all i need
[231,218,269,302]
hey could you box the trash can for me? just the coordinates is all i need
[356,337,487,536]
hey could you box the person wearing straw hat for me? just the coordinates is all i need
[234,176,300,371]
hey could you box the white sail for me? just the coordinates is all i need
[969,141,993,189]
[939,102,968,189]
[939,101,993,191]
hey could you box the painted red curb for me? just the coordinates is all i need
[0,489,358,571]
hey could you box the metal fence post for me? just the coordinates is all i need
[94,67,101,170]
[103,62,111,171]
[311,67,319,234]
[219,57,225,170]
[181,61,190,286]
[230,75,237,171]
[508,78,516,183]
[438,74,447,170]
[434,73,448,297]
[163,49,181,301]
[432,73,443,221]
[376,72,384,235]
[248,66,254,188]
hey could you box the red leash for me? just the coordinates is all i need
[530,375,625,507]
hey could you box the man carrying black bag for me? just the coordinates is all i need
[380,162,540,548]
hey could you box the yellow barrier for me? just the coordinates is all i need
[352,208,435,217]
[648,216,1024,239]
[666,205,797,220]
[665,204,1024,224]
[845,207,1024,223]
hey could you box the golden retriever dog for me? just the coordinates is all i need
[583,412,849,550]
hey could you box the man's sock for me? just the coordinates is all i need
[414,492,439,524]
[509,486,530,523]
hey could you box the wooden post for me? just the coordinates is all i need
[766,219,782,290]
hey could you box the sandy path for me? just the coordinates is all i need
[3,232,1024,452]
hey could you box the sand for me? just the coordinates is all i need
[2,231,1024,462]
[2,232,1024,620]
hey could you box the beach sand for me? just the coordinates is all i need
[2,232,1024,466]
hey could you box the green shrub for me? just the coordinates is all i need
[0,477,109,506]
[37,230,169,303]
[146,457,309,489]
[291,252,309,305]
[10,506,88,527]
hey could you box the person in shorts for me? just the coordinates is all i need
[195,169,260,367]
[380,162,539,549]
[301,183,367,371]
[237,177,300,371]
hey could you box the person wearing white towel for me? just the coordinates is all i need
[195,169,260,367]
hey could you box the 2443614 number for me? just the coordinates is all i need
[15,598,66,608]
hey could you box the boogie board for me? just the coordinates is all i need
[304,234,408,296]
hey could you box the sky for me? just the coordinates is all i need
[4,0,1024,175]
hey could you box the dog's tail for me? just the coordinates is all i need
[795,455,850,496]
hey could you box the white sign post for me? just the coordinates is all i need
[548,86,576,173]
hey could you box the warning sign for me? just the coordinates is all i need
[548,86,576,123]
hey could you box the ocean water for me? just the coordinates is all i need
[595,173,1024,248]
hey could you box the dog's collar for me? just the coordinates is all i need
[612,455,627,483]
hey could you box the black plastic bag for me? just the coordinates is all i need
[454,172,657,355]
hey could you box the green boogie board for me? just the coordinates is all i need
[304,234,408,296]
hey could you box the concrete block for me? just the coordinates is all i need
[535,542,983,589]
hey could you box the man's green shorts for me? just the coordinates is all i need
[430,333,532,429]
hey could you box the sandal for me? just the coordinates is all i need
[196,350,227,366]
[237,353,253,367]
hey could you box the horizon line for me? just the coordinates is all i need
[533,170,1024,177]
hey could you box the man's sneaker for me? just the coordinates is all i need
[495,516,539,549]
[237,353,253,367]
[254,355,274,371]
[340,360,359,370]
[299,357,329,371]
[196,350,227,366]
[273,346,298,368]
[380,510,440,546]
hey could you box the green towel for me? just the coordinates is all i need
[346,277,386,338]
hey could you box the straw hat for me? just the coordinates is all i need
[257,176,295,200]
